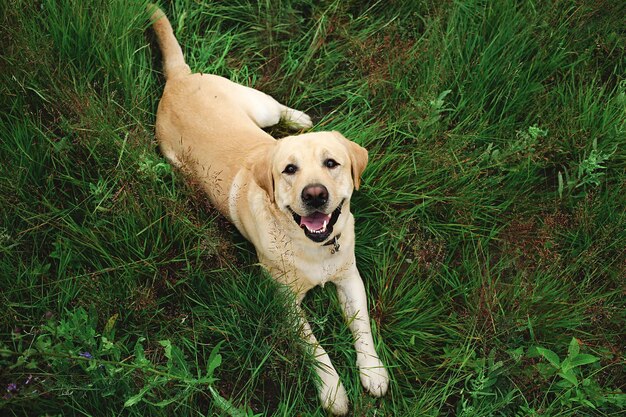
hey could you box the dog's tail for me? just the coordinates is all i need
[148,4,191,80]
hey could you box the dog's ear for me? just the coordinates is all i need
[248,143,276,202]
[333,131,368,190]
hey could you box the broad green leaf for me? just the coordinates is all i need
[570,396,597,408]
[559,369,578,385]
[556,379,573,389]
[570,353,599,368]
[207,341,224,377]
[567,337,580,358]
[536,347,561,368]
[159,340,190,377]
[124,392,144,408]
[124,384,152,407]
[209,385,250,417]
[561,357,572,373]
[133,337,150,367]
[159,339,172,357]
[152,396,179,408]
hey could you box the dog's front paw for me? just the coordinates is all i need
[359,358,389,398]
[281,107,313,130]
[319,380,349,415]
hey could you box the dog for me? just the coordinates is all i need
[148,6,389,414]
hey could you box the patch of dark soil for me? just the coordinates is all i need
[500,212,571,271]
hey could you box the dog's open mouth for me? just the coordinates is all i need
[289,201,343,243]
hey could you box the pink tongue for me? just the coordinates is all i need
[300,212,331,230]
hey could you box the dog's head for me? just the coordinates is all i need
[250,131,368,243]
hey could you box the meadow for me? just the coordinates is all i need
[1,0,624,415]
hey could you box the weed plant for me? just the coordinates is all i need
[1,0,624,416]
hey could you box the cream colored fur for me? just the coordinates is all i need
[149,6,388,414]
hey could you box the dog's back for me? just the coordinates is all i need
[148,5,276,212]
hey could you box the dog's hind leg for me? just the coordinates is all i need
[231,82,312,130]
[279,105,313,130]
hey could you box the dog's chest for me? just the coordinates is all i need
[284,244,355,293]
[258,237,354,293]
[302,252,350,287]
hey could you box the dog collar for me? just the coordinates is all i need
[322,234,341,254]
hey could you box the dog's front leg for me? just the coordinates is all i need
[335,272,389,397]
[296,305,349,415]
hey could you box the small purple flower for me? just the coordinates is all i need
[79,351,93,359]
[6,383,17,392]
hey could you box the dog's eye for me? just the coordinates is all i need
[282,164,298,175]
[324,159,339,169]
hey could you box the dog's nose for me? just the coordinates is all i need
[301,184,329,208]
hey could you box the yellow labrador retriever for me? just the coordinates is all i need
[149,6,388,414]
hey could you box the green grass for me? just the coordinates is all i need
[1,0,624,415]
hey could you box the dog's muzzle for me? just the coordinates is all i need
[289,199,344,243]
